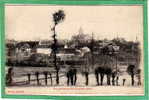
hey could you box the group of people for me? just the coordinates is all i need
[66,68,77,86]
[6,67,141,86]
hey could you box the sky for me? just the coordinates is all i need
[5,5,143,41]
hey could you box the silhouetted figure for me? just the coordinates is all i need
[100,74,104,85]
[6,68,14,86]
[127,65,135,86]
[84,72,89,86]
[100,68,105,85]
[106,74,111,85]
[35,72,40,85]
[95,67,105,86]
[66,72,70,86]
[105,68,112,85]
[66,68,77,86]
[116,76,119,86]
[95,68,99,86]
[70,70,74,85]
[73,69,77,85]
[95,67,113,86]
[137,74,141,86]
[136,69,141,86]
[112,72,116,86]
[27,73,31,84]
[122,79,126,86]
[43,71,48,85]
[66,69,73,86]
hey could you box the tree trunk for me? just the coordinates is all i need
[53,26,59,85]
[50,73,53,86]
[56,70,59,85]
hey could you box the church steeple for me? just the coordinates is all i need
[79,27,84,35]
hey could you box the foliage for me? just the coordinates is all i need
[53,10,65,25]
[127,65,135,75]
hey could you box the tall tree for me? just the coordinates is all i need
[51,10,65,85]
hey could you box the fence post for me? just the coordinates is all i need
[27,73,31,84]
[35,72,40,85]
[49,73,53,86]
[43,71,48,85]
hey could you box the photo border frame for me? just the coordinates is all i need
[0,0,148,100]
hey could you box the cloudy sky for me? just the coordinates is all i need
[5,5,143,41]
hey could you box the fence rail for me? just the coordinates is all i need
[14,73,65,84]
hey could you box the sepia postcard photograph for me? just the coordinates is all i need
[4,4,145,96]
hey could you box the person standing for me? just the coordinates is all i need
[66,71,70,86]
[136,69,141,86]
[70,69,74,86]
[116,76,119,86]
[122,78,126,86]
[85,72,89,86]
[6,68,14,86]
[73,68,77,85]
[111,72,116,86]
[95,68,99,86]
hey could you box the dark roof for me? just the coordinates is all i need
[16,41,39,48]
[6,43,15,48]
